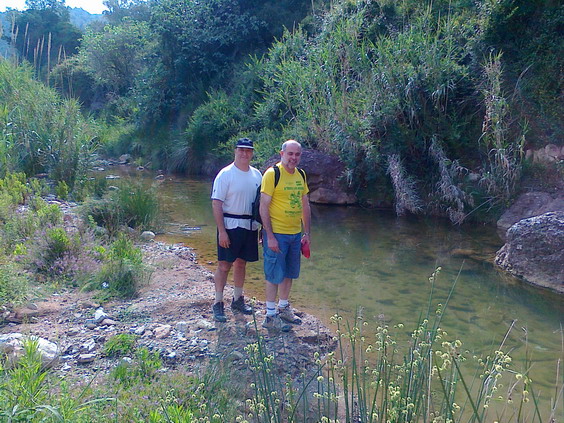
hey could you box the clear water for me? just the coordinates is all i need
[128,171,563,396]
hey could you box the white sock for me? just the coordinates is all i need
[233,287,243,301]
[278,299,289,309]
[266,301,277,317]
[215,291,224,303]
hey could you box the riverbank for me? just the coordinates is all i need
[1,233,336,384]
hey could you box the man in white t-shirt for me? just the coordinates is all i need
[210,138,262,322]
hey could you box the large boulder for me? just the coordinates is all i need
[497,191,564,236]
[495,212,564,293]
[0,333,59,368]
[263,149,357,205]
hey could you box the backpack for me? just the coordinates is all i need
[250,165,306,224]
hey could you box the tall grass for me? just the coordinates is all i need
[81,180,161,237]
[0,339,114,422]
[0,59,97,190]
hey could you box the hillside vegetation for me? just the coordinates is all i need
[1,0,562,223]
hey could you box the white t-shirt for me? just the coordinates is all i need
[211,163,262,230]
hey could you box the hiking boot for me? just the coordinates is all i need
[278,304,302,324]
[231,296,253,314]
[262,315,291,332]
[212,301,227,322]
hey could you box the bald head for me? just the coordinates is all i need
[279,139,302,173]
[281,140,301,152]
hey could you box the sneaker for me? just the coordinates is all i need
[262,315,291,332]
[212,301,227,322]
[278,304,302,324]
[231,296,253,314]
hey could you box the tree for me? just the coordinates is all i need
[7,6,81,77]
[102,0,151,24]
[80,20,152,95]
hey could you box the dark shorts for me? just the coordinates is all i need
[263,232,301,284]
[217,227,259,263]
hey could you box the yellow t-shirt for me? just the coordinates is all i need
[261,163,309,234]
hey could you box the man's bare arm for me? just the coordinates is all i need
[301,194,311,244]
[212,199,230,248]
[259,193,280,253]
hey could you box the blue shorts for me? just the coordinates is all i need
[263,232,301,284]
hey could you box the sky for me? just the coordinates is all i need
[1,0,108,14]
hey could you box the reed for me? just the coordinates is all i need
[0,60,96,190]
[243,269,563,422]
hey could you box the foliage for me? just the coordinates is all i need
[0,60,97,190]
[113,181,161,230]
[0,172,29,207]
[0,262,29,305]
[478,52,524,212]
[81,180,160,236]
[79,20,153,95]
[111,347,162,387]
[0,339,114,422]
[4,3,81,79]
[55,180,68,200]
[89,234,151,298]
[103,333,138,357]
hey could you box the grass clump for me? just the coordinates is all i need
[81,180,161,237]
[0,262,29,306]
[103,333,138,358]
[89,234,152,299]
[110,347,162,387]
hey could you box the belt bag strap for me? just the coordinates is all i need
[223,213,253,220]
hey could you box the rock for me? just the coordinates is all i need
[133,325,146,336]
[77,353,96,364]
[85,320,97,330]
[119,154,131,164]
[154,324,172,339]
[0,333,59,368]
[100,318,118,326]
[80,339,97,353]
[495,212,564,293]
[497,192,564,236]
[140,231,156,241]
[67,327,81,336]
[262,149,357,205]
[93,308,108,324]
[175,321,189,336]
[195,319,215,331]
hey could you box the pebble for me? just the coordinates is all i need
[77,354,96,364]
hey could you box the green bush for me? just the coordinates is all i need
[55,181,69,200]
[0,340,114,422]
[0,262,29,306]
[0,173,30,209]
[103,333,138,358]
[91,235,151,298]
[113,182,161,231]
[110,347,162,387]
[1,213,39,253]
[42,227,71,266]
[81,181,160,236]
[0,61,97,189]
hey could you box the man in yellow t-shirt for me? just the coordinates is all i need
[259,140,311,332]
